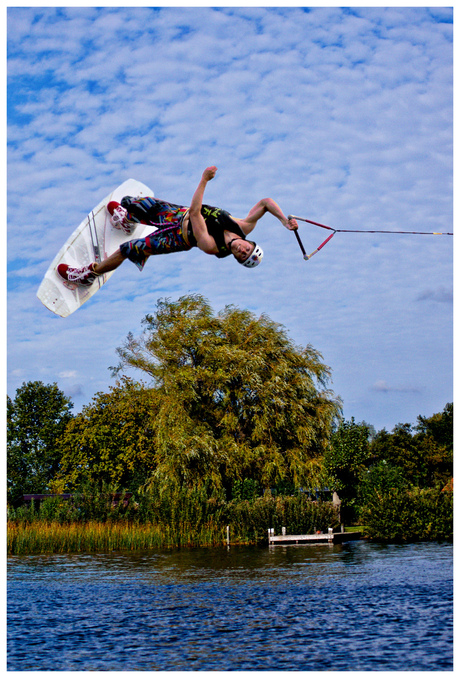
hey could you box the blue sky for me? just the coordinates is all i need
[7,5,453,432]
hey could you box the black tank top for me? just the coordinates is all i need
[189,204,246,258]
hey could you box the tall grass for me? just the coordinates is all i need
[7,488,340,555]
[7,519,230,555]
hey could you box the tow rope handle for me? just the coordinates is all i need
[287,213,453,261]
[289,215,336,261]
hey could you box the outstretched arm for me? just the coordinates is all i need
[189,166,219,254]
[237,198,298,235]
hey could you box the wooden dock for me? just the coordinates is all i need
[268,527,362,545]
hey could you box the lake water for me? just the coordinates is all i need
[7,540,453,671]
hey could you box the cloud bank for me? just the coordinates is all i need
[7,6,453,431]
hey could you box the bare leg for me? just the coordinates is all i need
[93,248,125,275]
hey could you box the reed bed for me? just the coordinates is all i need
[7,520,241,556]
[7,490,340,555]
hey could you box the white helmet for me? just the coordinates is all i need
[241,242,264,268]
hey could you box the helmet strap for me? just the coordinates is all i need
[227,237,244,251]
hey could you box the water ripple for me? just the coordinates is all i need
[8,541,453,670]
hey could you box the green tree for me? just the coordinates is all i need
[415,402,453,451]
[358,460,409,508]
[414,403,453,487]
[323,418,373,522]
[369,405,453,488]
[55,378,159,491]
[370,423,423,485]
[112,294,342,494]
[7,381,74,498]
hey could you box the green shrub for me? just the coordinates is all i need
[361,487,453,542]
[7,486,133,524]
[232,479,261,501]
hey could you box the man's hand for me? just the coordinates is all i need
[285,216,299,230]
[202,166,217,181]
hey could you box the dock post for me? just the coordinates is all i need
[282,526,286,536]
[226,525,230,545]
[328,527,333,540]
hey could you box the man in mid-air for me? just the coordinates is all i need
[58,166,299,286]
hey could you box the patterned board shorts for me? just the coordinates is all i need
[119,223,192,270]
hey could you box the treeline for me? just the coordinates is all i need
[7,295,453,551]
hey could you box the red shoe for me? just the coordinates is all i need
[57,263,98,287]
[107,201,136,234]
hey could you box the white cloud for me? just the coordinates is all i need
[59,371,78,379]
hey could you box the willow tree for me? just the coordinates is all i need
[113,294,342,494]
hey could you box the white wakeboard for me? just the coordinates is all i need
[37,179,156,317]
